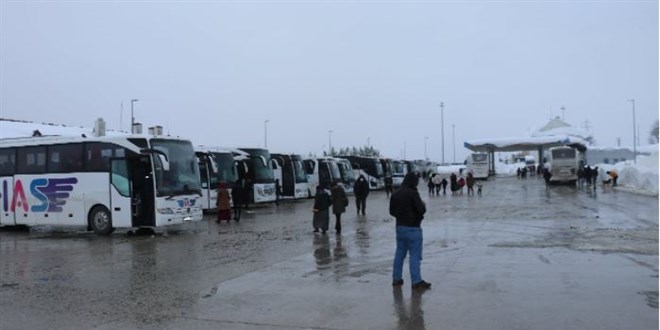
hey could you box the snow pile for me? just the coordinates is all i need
[495,161,526,177]
[595,152,659,196]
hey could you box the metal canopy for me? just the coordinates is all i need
[463,135,588,176]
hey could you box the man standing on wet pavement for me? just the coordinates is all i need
[389,172,431,290]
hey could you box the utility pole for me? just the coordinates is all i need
[440,102,445,165]
[264,120,270,148]
[452,124,456,163]
[328,130,333,156]
[424,136,428,160]
[628,99,637,164]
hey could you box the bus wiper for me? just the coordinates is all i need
[165,194,177,200]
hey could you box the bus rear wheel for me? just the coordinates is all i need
[90,206,114,235]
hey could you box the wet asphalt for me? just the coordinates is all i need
[0,176,657,330]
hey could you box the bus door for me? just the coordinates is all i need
[129,157,155,228]
[0,177,16,226]
[110,158,133,228]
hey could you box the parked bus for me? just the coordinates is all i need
[235,148,276,203]
[270,153,309,199]
[0,135,203,235]
[544,146,584,185]
[335,157,355,194]
[195,146,246,212]
[392,160,407,187]
[525,155,537,176]
[465,153,489,179]
[302,157,342,196]
[337,156,384,190]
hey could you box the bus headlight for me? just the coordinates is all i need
[157,208,174,214]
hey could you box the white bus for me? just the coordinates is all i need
[392,160,407,187]
[0,135,203,235]
[270,153,309,199]
[465,153,489,179]
[335,157,355,194]
[302,157,343,196]
[544,146,583,185]
[337,156,385,190]
[235,148,277,203]
[195,146,246,212]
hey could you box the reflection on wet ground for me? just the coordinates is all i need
[0,177,657,329]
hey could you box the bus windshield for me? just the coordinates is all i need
[472,154,488,162]
[338,161,355,181]
[210,152,237,185]
[370,161,384,177]
[293,159,307,183]
[393,162,405,175]
[328,161,342,180]
[552,148,576,159]
[152,139,201,197]
[249,156,274,181]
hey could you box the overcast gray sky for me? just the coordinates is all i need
[1,1,657,162]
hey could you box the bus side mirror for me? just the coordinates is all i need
[141,148,170,171]
[158,154,170,171]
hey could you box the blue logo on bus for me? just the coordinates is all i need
[176,198,197,208]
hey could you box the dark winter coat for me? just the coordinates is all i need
[330,185,348,215]
[313,190,332,211]
[353,175,370,198]
[389,172,426,228]
[231,181,243,206]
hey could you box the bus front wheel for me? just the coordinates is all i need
[89,206,114,235]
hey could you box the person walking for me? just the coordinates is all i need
[384,174,394,198]
[440,177,448,195]
[275,179,282,205]
[389,172,430,290]
[543,167,552,187]
[466,172,475,196]
[353,175,370,215]
[450,173,458,195]
[432,173,442,195]
[427,174,436,196]
[330,181,348,233]
[312,186,331,233]
[231,179,243,221]
[216,182,232,223]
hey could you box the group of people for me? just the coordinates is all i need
[312,174,371,234]
[215,179,249,223]
[426,172,481,196]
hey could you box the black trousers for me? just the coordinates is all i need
[355,196,367,214]
[335,214,342,232]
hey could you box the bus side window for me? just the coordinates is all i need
[111,160,130,197]
[17,146,46,174]
[49,144,83,173]
[0,148,16,176]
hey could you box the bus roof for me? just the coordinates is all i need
[0,134,189,152]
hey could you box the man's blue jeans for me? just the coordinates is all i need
[392,225,423,284]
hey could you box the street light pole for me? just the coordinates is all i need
[130,99,139,132]
[424,136,428,160]
[628,99,637,164]
[452,124,456,163]
[440,102,445,165]
[264,120,270,148]
[328,130,333,156]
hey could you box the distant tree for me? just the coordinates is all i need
[331,145,381,157]
[649,120,659,144]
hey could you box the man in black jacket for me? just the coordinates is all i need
[353,175,370,215]
[389,172,431,290]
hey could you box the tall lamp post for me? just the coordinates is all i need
[440,102,445,165]
[264,120,270,148]
[130,99,139,132]
[628,99,637,164]
[424,136,428,160]
[452,124,456,163]
[328,130,333,156]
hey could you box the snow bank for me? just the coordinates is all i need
[595,153,659,197]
